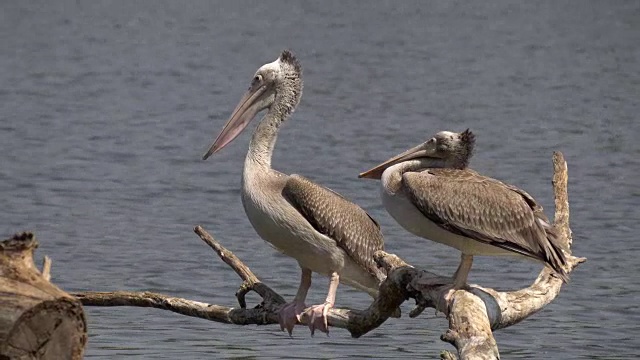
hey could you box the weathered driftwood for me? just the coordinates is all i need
[73,152,584,359]
[73,227,407,338]
[0,232,87,360]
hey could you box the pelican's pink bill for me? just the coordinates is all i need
[202,85,267,160]
[358,143,429,179]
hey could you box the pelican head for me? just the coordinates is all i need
[359,129,476,179]
[203,50,303,160]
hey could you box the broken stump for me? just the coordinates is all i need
[0,232,86,359]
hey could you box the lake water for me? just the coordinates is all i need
[1,1,639,358]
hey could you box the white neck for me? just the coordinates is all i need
[244,107,284,170]
[381,158,447,193]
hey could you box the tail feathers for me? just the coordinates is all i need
[547,261,570,283]
[539,219,570,283]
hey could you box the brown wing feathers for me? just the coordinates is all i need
[282,174,385,280]
[404,169,568,281]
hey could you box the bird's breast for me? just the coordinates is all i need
[241,173,347,273]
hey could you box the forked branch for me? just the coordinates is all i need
[73,227,408,336]
[73,152,584,359]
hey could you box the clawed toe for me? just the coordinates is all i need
[278,301,306,336]
[279,301,335,336]
[305,302,332,336]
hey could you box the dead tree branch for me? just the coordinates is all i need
[73,152,584,359]
[73,227,408,337]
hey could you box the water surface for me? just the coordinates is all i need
[1,1,639,358]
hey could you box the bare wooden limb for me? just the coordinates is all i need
[73,227,407,337]
[193,225,285,309]
[71,152,583,359]
[192,226,409,336]
[72,291,279,325]
[73,247,409,337]
[194,225,258,284]
[552,151,572,247]
[441,292,498,360]
[441,350,459,360]
[42,255,52,281]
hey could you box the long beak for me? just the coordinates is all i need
[358,143,431,179]
[202,85,267,160]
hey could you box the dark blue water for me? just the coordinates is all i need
[2,1,639,358]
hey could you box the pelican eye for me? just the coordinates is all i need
[252,74,263,86]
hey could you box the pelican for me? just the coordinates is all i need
[359,129,568,291]
[203,50,385,335]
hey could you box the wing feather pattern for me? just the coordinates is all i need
[403,168,568,281]
[282,174,385,280]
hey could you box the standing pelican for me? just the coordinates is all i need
[203,50,385,335]
[359,129,568,290]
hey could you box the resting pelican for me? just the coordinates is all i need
[203,50,385,335]
[359,129,568,290]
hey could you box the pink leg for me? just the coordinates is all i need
[305,272,339,336]
[440,254,474,314]
[452,254,473,289]
[278,268,311,336]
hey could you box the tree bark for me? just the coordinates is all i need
[72,151,584,359]
[0,232,87,360]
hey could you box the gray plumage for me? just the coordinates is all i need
[404,167,568,281]
[283,174,386,282]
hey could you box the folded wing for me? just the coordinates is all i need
[282,174,385,281]
[403,168,567,280]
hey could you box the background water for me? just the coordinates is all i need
[1,1,639,358]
